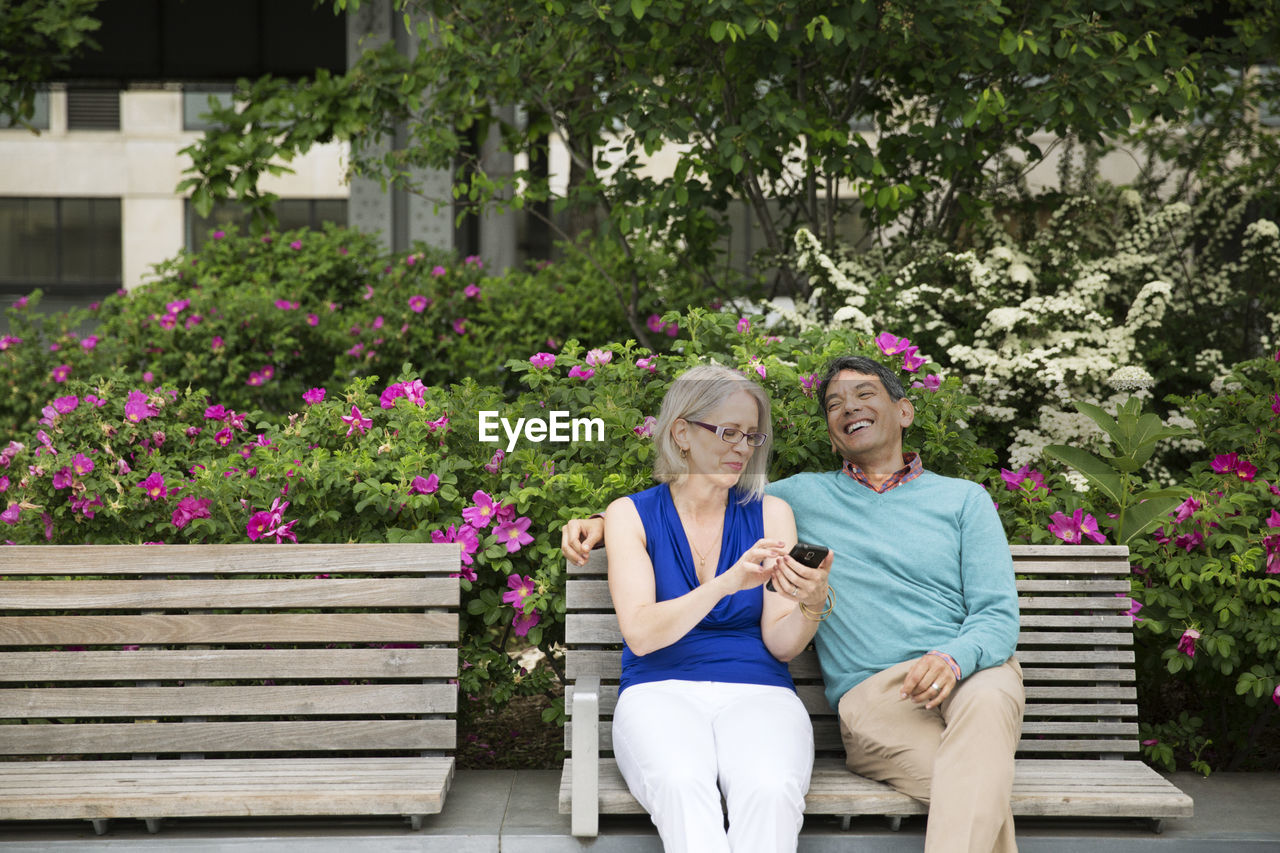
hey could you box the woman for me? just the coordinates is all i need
[604,363,833,853]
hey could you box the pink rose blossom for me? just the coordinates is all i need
[52,467,73,489]
[911,374,942,391]
[410,474,439,495]
[484,449,505,473]
[568,365,595,380]
[530,352,556,369]
[50,364,71,383]
[1048,508,1106,544]
[124,391,159,423]
[736,317,751,333]
[464,284,481,299]
[494,516,535,553]
[341,405,372,436]
[137,472,166,501]
[81,335,98,350]
[171,496,212,529]
[875,332,912,355]
[431,265,446,277]
[1177,627,1200,658]
[452,318,467,336]
[409,295,429,313]
[290,240,302,250]
[71,453,94,476]
[585,348,612,367]
[462,490,499,529]
[1,503,20,525]
[634,416,657,438]
[636,356,656,372]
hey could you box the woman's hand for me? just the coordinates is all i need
[721,538,789,593]
[768,549,834,610]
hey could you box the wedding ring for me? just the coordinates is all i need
[931,682,941,691]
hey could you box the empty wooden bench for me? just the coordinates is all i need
[0,543,460,834]
[559,544,1193,836]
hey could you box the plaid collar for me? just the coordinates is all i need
[842,452,923,494]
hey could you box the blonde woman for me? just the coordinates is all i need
[604,364,833,853]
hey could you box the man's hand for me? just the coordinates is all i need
[561,516,605,566]
[900,653,957,710]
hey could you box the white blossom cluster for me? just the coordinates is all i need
[786,195,1266,466]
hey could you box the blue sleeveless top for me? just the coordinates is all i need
[618,483,795,694]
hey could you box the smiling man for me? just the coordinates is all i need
[561,354,1023,852]
[766,354,1024,853]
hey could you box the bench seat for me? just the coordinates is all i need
[0,543,461,834]
[559,544,1194,836]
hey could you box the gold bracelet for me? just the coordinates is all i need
[799,586,836,622]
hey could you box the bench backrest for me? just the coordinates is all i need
[0,544,460,760]
[566,544,1137,761]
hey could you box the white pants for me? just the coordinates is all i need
[612,679,814,853]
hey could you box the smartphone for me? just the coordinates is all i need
[767,542,830,591]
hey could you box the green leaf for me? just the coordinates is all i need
[1044,445,1124,505]
[709,20,727,43]
[1115,496,1182,546]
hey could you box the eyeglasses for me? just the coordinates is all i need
[687,420,768,447]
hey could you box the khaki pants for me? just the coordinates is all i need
[837,657,1025,853]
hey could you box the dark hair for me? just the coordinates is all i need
[815,355,907,420]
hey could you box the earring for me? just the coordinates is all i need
[679,447,688,459]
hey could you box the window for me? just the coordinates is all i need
[183,87,235,131]
[185,199,349,253]
[0,90,50,130]
[0,198,122,295]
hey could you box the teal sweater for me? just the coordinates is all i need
[768,469,1018,710]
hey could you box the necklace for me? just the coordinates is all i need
[687,527,720,571]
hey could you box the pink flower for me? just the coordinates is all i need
[274,299,298,310]
[211,336,224,351]
[494,516,534,553]
[646,314,665,334]
[307,312,320,326]
[52,395,79,414]
[431,265,446,277]
[1211,453,1239,474]
[1273,684,1280,707]
[634,415,657,438]
[1267,510,1280,528]
[246,371,265,387]
[171,496,212,529]
[0,475,8,493]
[1234,459,1258,482]
[50,364,71,383]
[212,230,225,240]
[1115,593,1143,623]
[568,365,595,380]
[81,335,98,350]
[379,383,407,409]
[666,321,679,337]
[1,503,20,525]
[205,404,227,421]
[483,449,505,473]
[137,472,166,501]
[166,299,190,315]
[1272,394,1280,416]
[1174,530,1205,552]
[502,574,536,607]
[452,318,467,335]
[636,356,656,373]
[409,294,429,313]
[410,474,439,495]
[900,346,928,373]
[302,387,325,405]
[52,467,73,489]
[799,373,819,396]
[1001,465,1050,496]
[875,332,912,356]
[464,255,483,268]
[1047,508,1106,544]
[431,523,480,565]
[341,405,372,436]
[462,490,499,528]
[911,374,942,391]
[245,498,298,543]
[464,284,481,299]
[71,453,94,476]
[1172,496,1201,523]
[1177,627,1200,658]
[585,348,612,367]
[124,391,159,423]
[513,609,540,637]
[290,240,302,250]
[748,357,766,379]
[246,510,274,541]
[427,413,449,432]
[362,284,374,301]
[736,317,751,333]
[214,427,234,447]
[405,254,418,267]
[0,335,22,351]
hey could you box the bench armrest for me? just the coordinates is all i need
[571,675,600,837]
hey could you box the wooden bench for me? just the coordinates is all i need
[0,543,460,834]
[559,544,1194,836]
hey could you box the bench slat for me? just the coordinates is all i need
[1,578,459,609]
[2,719,457,755]
[0,648,456,682]
[0,757,455,820]
[0,683,456,717]
[559,758,1189,818]
[0,613,458,646]
[0,544,463,576]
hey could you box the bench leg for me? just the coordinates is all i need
[410,814,426,831]
[888,816,902,831]
[144,818,162,834]
[841,816,852,831]
[90,819,109,836]
[1150,818,1164,834]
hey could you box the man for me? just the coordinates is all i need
[563,355,1024,853]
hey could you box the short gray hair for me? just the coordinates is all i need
[652,363,773,502]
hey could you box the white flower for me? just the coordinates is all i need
[1107,365,1155,392]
